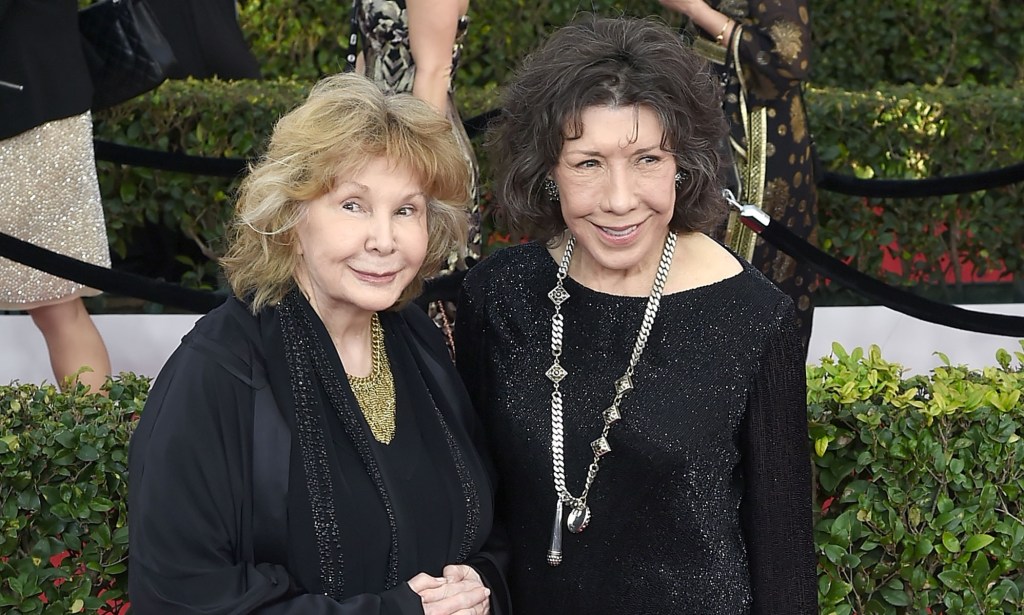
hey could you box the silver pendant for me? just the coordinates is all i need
[567,505,590,533]
[547,499,563,566]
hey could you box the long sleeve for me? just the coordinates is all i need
[732,0,811,103]
[738,297,818,614]
[128,343,423,615]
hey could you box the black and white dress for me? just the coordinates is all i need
[356,0,479,270]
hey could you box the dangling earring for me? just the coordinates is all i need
[674,171,688,189]
[543,177,560,203]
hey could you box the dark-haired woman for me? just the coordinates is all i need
[456,16,817,614]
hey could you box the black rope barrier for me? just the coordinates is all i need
[0,231,226,314]
[5,208,1023,337]
[90,108,503,178]
[92,107,1024,200]
[94,140,246,178]
[816,160,1024,198]
[732,205,1024,337]
[0,230,465,315]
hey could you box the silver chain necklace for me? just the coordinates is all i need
[545,231,677,566]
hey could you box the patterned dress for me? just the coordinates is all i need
[688,0,818,355]
[356,0,479,270]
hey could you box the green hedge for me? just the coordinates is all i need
[809,343,1024,613]
[91,81,1024,303]
[805,84,1024,303]
[238,1,668,87]
[2,347,1023,611]
[0,375,149,613]
[236,1,1024,89]
[92,79,309,296]
[811,1,1024,88]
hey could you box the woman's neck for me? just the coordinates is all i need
[298,280,376,377]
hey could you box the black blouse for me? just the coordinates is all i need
[285,297,463,595]
[455,241,818,614]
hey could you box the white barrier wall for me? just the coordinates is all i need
[1,304,1023,387]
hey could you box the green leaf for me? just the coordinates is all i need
[937,569,969,591]
[963,534,995,552]
[879,584,911,606]
[815,436,829,457]
[75,444,100,462]
[942,531,961,553]
[915,537,934,559]
[823,544,846,564]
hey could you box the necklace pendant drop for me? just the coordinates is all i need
[547,499,564,566]
[566,504,591,534]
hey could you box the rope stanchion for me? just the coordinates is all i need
[726,193,1024,338]
[93,110,1023,200]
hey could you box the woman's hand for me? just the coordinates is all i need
[659,0,735,44]
[408,567,491,615]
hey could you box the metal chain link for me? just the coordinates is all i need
[549,231,677,513]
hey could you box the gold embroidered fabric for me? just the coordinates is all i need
[687,0,819,351]
[347,313,396,444]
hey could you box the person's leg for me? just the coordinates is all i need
[29,299,111,394]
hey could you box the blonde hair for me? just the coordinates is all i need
[221,72,471,313]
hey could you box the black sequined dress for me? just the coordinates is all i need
[455,241,818,614]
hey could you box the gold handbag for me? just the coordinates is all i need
[691,25,766,261]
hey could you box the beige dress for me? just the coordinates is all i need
[0,112,111,310]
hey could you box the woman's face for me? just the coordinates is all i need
[294,156,429,318]
[551,105,676,281]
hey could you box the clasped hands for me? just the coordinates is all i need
[408,564,490,615]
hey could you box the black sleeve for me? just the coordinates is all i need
[738,298,818,614]
[454,273,487,416]
[128,345,425,614]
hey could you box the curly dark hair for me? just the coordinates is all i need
[487,15,729,241]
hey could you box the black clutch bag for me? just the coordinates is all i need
[78,0,178,111]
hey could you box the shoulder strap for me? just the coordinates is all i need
[250,338,291,565]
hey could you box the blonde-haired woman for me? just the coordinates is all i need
[129,72,509,615]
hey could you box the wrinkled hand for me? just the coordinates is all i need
[408,566,490,615]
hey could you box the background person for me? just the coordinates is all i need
[661,0,819,355]
[129,73,509,614]
[0,0,111,394]
[147,0,261,80]
[356,0,479,273]
[456,16,817,613]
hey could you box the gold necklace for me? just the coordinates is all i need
[346,313,396,444]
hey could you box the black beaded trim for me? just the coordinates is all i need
[278,293,347,598]
[284,291,402,589]
[422,385,480,562]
